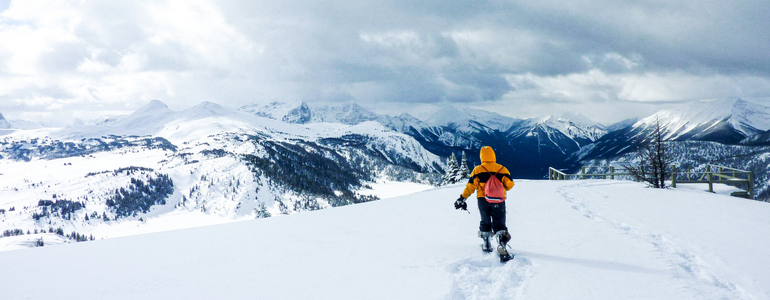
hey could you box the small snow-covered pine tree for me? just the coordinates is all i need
[255,201,271,219]
[455,151,470,182]
[442,153,460,185]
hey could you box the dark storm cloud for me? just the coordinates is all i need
[217,0,770,108]
[1,0,769,124]
[511,0,770,76]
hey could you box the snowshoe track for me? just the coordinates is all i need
[444,253,532,300]
[557,183,757,300]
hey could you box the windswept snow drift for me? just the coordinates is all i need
[1,180,769,300]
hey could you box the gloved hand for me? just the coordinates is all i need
[454,197,467,210]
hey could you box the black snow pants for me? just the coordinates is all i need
[477,197,507,233]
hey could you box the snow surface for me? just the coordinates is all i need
[2,180,769,300]
[357,177,435,199]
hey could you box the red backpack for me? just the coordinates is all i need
[481,166,506,203]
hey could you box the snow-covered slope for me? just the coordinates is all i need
[239,101,303,121]
[7,119,43,130]
[0,100,444,250]
[239,102,380,125]
[525,115,606,142]
[1,180,769,300]
[573,98,770,163]
[0,113,12,129]
[635,98,770,143]
[419,104,520,132]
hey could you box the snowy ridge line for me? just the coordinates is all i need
[556,182,757,300]
[444,254,533,300]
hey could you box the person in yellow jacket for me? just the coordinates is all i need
[454,146,514,254]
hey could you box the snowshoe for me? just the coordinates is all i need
[479,231,493,253]
[497,245,513,262]
[495,230,513,262]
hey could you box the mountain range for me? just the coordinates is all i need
[0,101,445,251]
[239,101,609,178]
[237,98,770,198]
[576,98,770,161]
[2,97,770,252]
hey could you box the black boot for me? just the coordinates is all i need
[495,230,513,262]
[496,230,511,246]
[478,231,493,253]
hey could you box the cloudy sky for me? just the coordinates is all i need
[0,0,768,125]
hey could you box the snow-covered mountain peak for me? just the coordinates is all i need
[530,115,607,142]
[559,112,604,129]
[323,103,379,124]
[422,104,474,126]
[0,113,12,129]
[395,112,420,121]
[335,103,377,119]
[636,98,770,140]
[181,101,232,119]
[419,104,518,132]
[239,101,305,121]
[239,101,381,125]
[114,100,175,129]
[280,102,312,124]
[537,115,559,124]
[727,98,770,132]
[133,100,171,116]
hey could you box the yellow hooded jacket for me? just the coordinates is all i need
[461,146,515,200]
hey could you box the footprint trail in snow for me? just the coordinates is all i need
[445,253,533,300]
[557,182,756,300]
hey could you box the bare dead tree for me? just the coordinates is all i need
[621,117,669,188]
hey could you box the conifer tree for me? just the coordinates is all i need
[255,201,271,219]
[456,151,470,182]
[442,153,460,185]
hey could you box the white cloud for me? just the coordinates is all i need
[505,70,770,103]
[0,0,768,125]
[497,69,770,123]
[0,0,254,122]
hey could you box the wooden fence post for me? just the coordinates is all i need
[581,167,585,180]
[707,165,713,193]
[672,165,677,188]
[749,171,754,199]
[610,166,615,180]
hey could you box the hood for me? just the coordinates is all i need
[480,146,496,163]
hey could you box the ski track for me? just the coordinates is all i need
[557,182,757,300]
[444,252,533,300]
